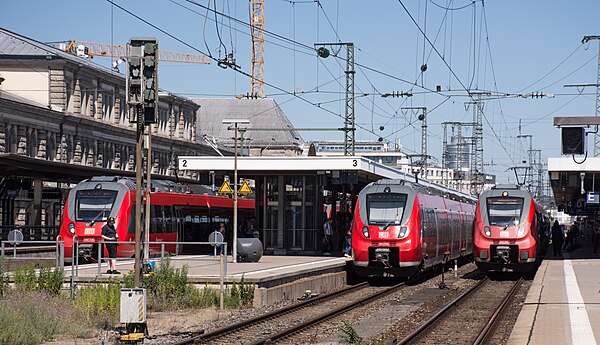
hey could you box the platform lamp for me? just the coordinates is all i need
[222,119,250,263]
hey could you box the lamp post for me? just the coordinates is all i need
[222,119,250,263]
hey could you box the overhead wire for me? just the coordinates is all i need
[213,0,227,57]
[516,44,583,93]
[429,0,480,11]
[202,0,213,57]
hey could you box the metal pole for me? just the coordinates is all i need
[219,253,224,311]
[135,106,143,287]
[233,123,239,263]
[144,125,152,260]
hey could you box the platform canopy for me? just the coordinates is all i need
[548,156,600,216]
[178,156,411,183]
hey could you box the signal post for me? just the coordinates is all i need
[127,37,158,289]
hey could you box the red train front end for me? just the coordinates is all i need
[59,176,134,261]
[473,184,546,273]
[352,193,422,277]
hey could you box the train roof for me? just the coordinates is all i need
[365,178,476,204]
[480,184,539,202]
[81,176,218,195]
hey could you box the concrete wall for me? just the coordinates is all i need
[252,271,346,307]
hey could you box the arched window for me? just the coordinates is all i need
[4,125,17,153]
[47,133,56,161]
[27,129,38,158]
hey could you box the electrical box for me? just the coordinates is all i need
[120,288,146,324]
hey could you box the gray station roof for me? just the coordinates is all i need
[194,98,304,147]
[0,27,196,106]
[0,27,118,76]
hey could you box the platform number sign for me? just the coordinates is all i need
[587,191,599,205]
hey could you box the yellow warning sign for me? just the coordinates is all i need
[238,180,252,194]
[218,180,233,194]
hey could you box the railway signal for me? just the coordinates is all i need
[127,37,158,289]
[128,38,158,124]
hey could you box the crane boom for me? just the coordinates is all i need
[251,0,265,97]
[58,40,211,64]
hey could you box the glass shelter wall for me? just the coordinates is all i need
[258,175,319,253]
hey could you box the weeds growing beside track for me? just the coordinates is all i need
[0,263,94,345]
[0,257,255,344]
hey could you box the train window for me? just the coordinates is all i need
[75,189,118,222]
[487,197,524,226]
[366,193,408,226]
[128,205,136,234]
[151,205,164,233]
[164,206,174,233]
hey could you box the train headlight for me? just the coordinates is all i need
[484,226,491,237]
[398,226,409,239]
[362,226,370,238]
[517,226,525,237]
[68,222,75,235]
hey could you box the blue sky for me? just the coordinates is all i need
[2,0,600,183]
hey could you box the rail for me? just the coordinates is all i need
[397,277,523,344]
[70,238,229,277]
[0,238,64,270]
[172,282,374,345]
[0,225,59,242]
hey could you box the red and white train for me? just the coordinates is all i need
[351,179,475,277]
[473,184,549,274]
[59,176,254,260]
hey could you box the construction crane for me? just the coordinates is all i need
[250,0,265,98]
[55,40,211,64]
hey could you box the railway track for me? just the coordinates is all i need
[173,280,409,345]
[397,277,523,344]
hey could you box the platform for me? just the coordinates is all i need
[65,254,352,307]
[508,242,600,345]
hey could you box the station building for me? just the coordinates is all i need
[0,27,217,232]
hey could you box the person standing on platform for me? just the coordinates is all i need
[551,220,563,257]
[101,216,120,274]
[217,222,226,255]
[323,218,333,255]
[344,229,352,257]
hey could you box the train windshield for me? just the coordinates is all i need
[366,193,407,225]
[486,197,524,226]
[75,189,118,222]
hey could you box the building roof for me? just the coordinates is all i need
[0,27,117,76]
[194,98,304,148]
[0,27,196,106]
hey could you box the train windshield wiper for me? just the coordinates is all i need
[88,208,107,226]
[383,219,400,230]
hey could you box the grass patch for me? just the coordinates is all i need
[0,291,95,345]
[72,282,121,328]
[0,258,256,344]
[123,258,255,310]
[0,257,8,297]
[13,263,64,294]
[339,321,362,345]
